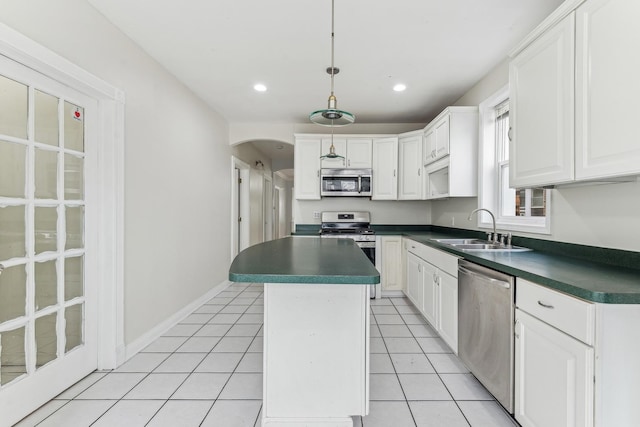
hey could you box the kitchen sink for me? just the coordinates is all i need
[433,238,488,245]
[433,238,532,252]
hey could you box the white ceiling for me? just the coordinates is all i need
[87,0,563,127]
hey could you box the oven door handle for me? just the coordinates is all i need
[356,241,376,249]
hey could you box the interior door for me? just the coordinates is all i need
[263,176,273,242]
[0,55,98,425]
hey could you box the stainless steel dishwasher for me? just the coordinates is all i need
[458,259,515,413]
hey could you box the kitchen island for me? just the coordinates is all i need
[229,237,380,427]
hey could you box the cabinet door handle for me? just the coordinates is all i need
[537,300,554,309]
[393,169,396,177]
[418,264,421,272]
[514,320,521,339]
[418,168,421,176]
[508,127,513,142]
[317,170,320,177]
[347,159,350,167]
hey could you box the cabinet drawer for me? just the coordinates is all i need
[516,278,594,345]
[405,239,459,277]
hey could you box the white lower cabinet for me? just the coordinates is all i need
[406,252,424,312]
[437,271,458,354]
[515,278,640,427]
[515,279,595,427]
[421,260,438,327]
[378,236,403,292]
[404,239,459,353]
[515,309,594,427]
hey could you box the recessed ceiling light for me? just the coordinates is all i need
[254,83,267,92]
[393,84,407,92]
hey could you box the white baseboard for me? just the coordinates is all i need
[122,280,231,363]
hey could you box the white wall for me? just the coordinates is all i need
[0,0,233,345]
[296,199,431,226]
[431,58,640,252]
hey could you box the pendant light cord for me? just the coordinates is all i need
[330,0,336,147]
[330,0,335,96]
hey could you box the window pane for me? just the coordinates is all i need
[64,154,83,200]
[500,164,516,217]
[0,205,26,260]
[65,256,83,300]
[516,189,526,216]
[0,264,26,323]
[495,103,510,162]
[35,313,57,368]
[0,326,27,386]
[65,304,83,353]
[0,75,28,139]
[35,148,58,199]
[65,206,84,250]
[35,260,58,311]
[530,188,547,217]
[34,90,59,146]
[64,101,84,152]
[35,206,58,254]
[0,140,26,198]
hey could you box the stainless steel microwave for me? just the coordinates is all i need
[320,168,372,197]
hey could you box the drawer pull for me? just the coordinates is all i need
[537,300,554,309]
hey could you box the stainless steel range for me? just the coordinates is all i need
[320,211,377,298]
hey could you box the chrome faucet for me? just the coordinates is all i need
[468,208,497,243]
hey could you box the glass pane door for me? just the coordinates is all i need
[0,58,96,418]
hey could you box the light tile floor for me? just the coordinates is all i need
[17,283,518,427]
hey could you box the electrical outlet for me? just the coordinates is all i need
[313,211,321,219]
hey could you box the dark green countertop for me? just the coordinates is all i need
[403,232,640,304]
[229,237,380,285]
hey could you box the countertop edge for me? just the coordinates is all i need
[403,235,640,304]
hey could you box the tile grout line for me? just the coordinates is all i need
[392,296,476,427]
[191,285,262,424]
[88,287,246,427]
[92,283,257,427]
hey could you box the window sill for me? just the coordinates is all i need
[479,219,551,235]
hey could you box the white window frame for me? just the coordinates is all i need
[478,85,551,234]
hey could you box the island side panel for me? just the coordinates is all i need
[263,283,370,426]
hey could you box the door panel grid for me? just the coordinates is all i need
[0,71,88,388]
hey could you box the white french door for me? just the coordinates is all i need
[0,55,98,426]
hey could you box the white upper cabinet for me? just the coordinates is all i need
[398,131,423,200]
[294,136,321,200]
[509,13,576,187]
[423,107,478,199]
[424,114,450,165]
[346,138,373,169]
[575,0,640,180]
[372,137,398,200]
[509,0,640,187]
[320,138,372,169]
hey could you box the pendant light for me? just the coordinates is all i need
[310,0,355,128]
